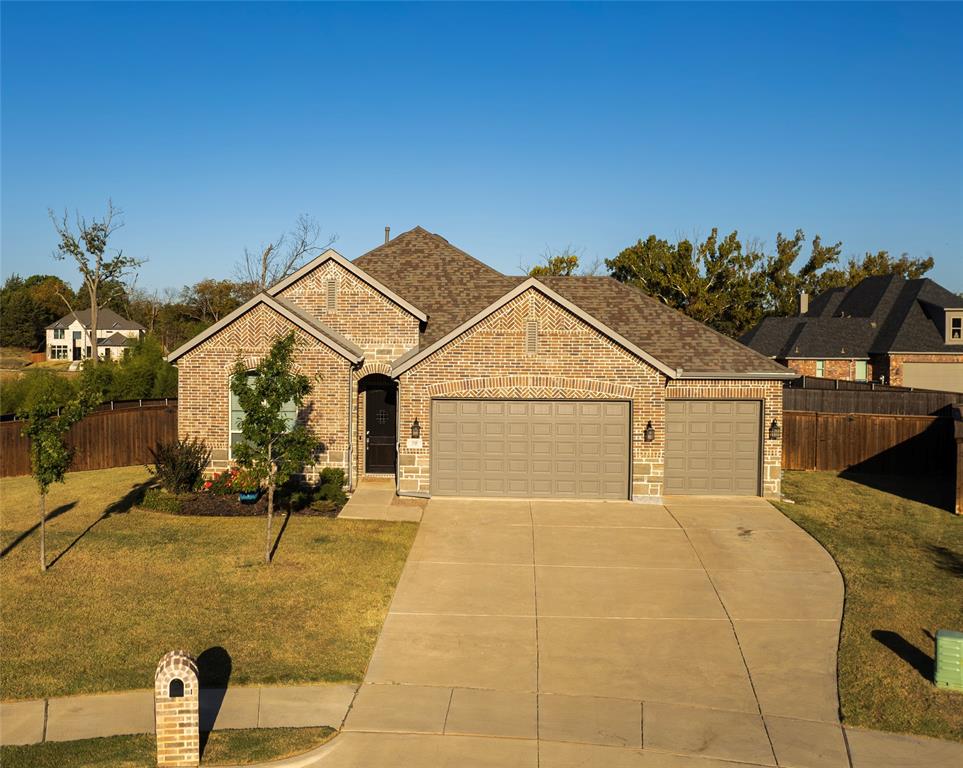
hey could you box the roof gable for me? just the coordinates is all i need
[393,278,678,378]
[166,292,363,364]
[267,249,427,322]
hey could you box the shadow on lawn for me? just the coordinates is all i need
[0,501,77,557]
[871,629,933,680]
[927,545,963,577]
[838,471,954,513]
[198,646,233,757]
[269,511,293,562]
[45,480,153,569]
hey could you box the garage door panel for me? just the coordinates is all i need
[665,400,761,496]
[902,362,963,394]
[432,400,629,499]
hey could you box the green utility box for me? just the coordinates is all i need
[935,629,963,691]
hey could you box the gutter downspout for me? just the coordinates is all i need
[395,375,401,497]
[346,363,355,492]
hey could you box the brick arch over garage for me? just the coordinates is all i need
[426,375,636,400]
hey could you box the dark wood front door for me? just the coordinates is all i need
[365,385,397,474]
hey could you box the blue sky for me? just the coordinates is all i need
[2,1,961,292]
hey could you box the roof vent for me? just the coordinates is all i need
[525,320,538,355]
[325,278,337,311]
[385,226,390,243]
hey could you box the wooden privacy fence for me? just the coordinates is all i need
[783,387,959,416]
[0,402,177,478]
[782,410,956,476]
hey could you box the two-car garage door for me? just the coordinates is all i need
[430,398,763,499]
[431,400,630,499]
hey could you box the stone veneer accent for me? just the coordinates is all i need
[154,650,199,768]
[176,303,352,479]
[275,259,420,362]
[665,379,784,498]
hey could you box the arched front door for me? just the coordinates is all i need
[360,374,397,474]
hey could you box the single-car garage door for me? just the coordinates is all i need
[901,362,963,394]
[665,400,761,495]
[431,399,630,499]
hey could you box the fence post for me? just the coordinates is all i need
[954,406,962,516]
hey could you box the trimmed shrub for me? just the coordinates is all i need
[148,438,211,494]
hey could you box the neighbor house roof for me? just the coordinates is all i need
[100,332,135,347]
[741,275,963,359]
[166,292,363,364]
[358,227,794,379]
[47,307,145,332]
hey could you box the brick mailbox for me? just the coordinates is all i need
[154,650,200,767]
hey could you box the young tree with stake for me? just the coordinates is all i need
[19,384,100,571]
[230,332,320,564]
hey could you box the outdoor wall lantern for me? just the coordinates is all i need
[411,418,421,440]
[643,420,655,443]
[768,419,781,441]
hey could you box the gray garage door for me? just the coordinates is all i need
[901,362,963,394]
[665,400,761,496]
[431,400,630,499]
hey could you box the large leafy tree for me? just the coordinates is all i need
[230,332,320,564]
[50,201,143,361]
[19,384,100,571]
[0,274,76,349]
[609,229,936,336]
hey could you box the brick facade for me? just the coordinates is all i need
[176,265,786,500]
[275,260,420,362]
[176,302,352,479]
[783,358,874,382]
[397,289,784,500]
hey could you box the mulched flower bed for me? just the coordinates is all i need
[141,487,341,518]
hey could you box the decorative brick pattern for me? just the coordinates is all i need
[666,380,784,498]
[397,289,667,500]
[176,303,352,479]
[154,650,199,768]
[275,260,420,362]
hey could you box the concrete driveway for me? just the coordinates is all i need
[270,496,963,768]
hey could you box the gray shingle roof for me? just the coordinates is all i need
[355,227,792,377]
[740,275,963,358]
[47,307,145,332]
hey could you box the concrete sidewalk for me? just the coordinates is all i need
[0,683,357,746]
[337,477,423,522]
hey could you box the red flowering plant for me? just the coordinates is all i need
[201,468,242,495]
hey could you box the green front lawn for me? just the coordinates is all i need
[0,466,416,700]
[775,471,963,741]
[0,726,335,767]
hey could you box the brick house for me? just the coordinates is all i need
[741,275,963,393]
[168,227,796,501]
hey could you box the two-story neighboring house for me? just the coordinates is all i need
[46,308,146,362]
[741,275,963,392]
[168,226,797,502]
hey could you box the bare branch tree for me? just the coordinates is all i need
[49,201,143,362]
[234,214,337,296]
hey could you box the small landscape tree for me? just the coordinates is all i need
[19,384,100,571]
[230,332,319,564]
